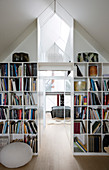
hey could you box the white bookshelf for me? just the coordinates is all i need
[0,62,38,155]
[73,62,109,155]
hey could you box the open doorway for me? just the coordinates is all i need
[38,65,73,145]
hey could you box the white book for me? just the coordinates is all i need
[30,78,31,91]
[94,81,98,91]
[12,80,16,91]
[74,66,77,77]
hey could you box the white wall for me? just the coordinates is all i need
[74,29,107,62]
[4,29,37,62]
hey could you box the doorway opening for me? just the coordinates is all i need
[38,65,73,145]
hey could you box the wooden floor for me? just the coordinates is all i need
[0,114,109,170]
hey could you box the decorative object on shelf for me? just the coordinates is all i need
[103,135,109,152]
[12,52,29,62]
[77,52,98,62]
[0,142,33,168]
[89,65,97,76]
[104,147,109,153]
[74,81,86,91]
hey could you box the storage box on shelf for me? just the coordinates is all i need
[0,62,38,155]
[73,62,109,155]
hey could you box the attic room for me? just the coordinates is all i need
[0,0,109,170]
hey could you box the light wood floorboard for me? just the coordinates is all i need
[0,114,109,170]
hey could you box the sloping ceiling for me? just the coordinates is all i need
[0,0,109,58]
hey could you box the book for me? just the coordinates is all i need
[74,122,80,134]
[92,121,101,134]
[74,136,87,152]
[76,65,83,77]
[88,135,101,152]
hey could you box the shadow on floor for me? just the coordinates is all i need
[74,156,109,170]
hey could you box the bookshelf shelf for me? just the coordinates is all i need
[0,62,38,155]
[73,62,109,155]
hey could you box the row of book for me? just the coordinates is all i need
[0,77,37,92]
[88,135,101,152]
[10,64,22,77]
[89,92,101,105]
[103,121,109,133]
[9,109,23,120]
[10,121,23,134]
[74,136,87,152]
[89,78,101,91]
[74,92,109,106]
[24,135,38,153]
[10,93,22,105]
[74,121,87,134]
[74,95,87,105]
[9,78,22,91]
[74,107,87,119]
[103,93,109,105]
[88,121,101,134]
[0,120,38,134]
[74,120,109,134]
[24,78,37,91]
[24,121,37,134]
[0,121,8,134]
[0,64,8,77]
[0,107,8,119]
[10,120,37,134]
[0,93,8,105]
[0,78,8,91]
[103,108,109,119]
[103,79,109,91]
[75,78,109,92]
[24,109,37,120]
[24,93,36,105]
[88,108,101,119]
[24,64,37,76]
